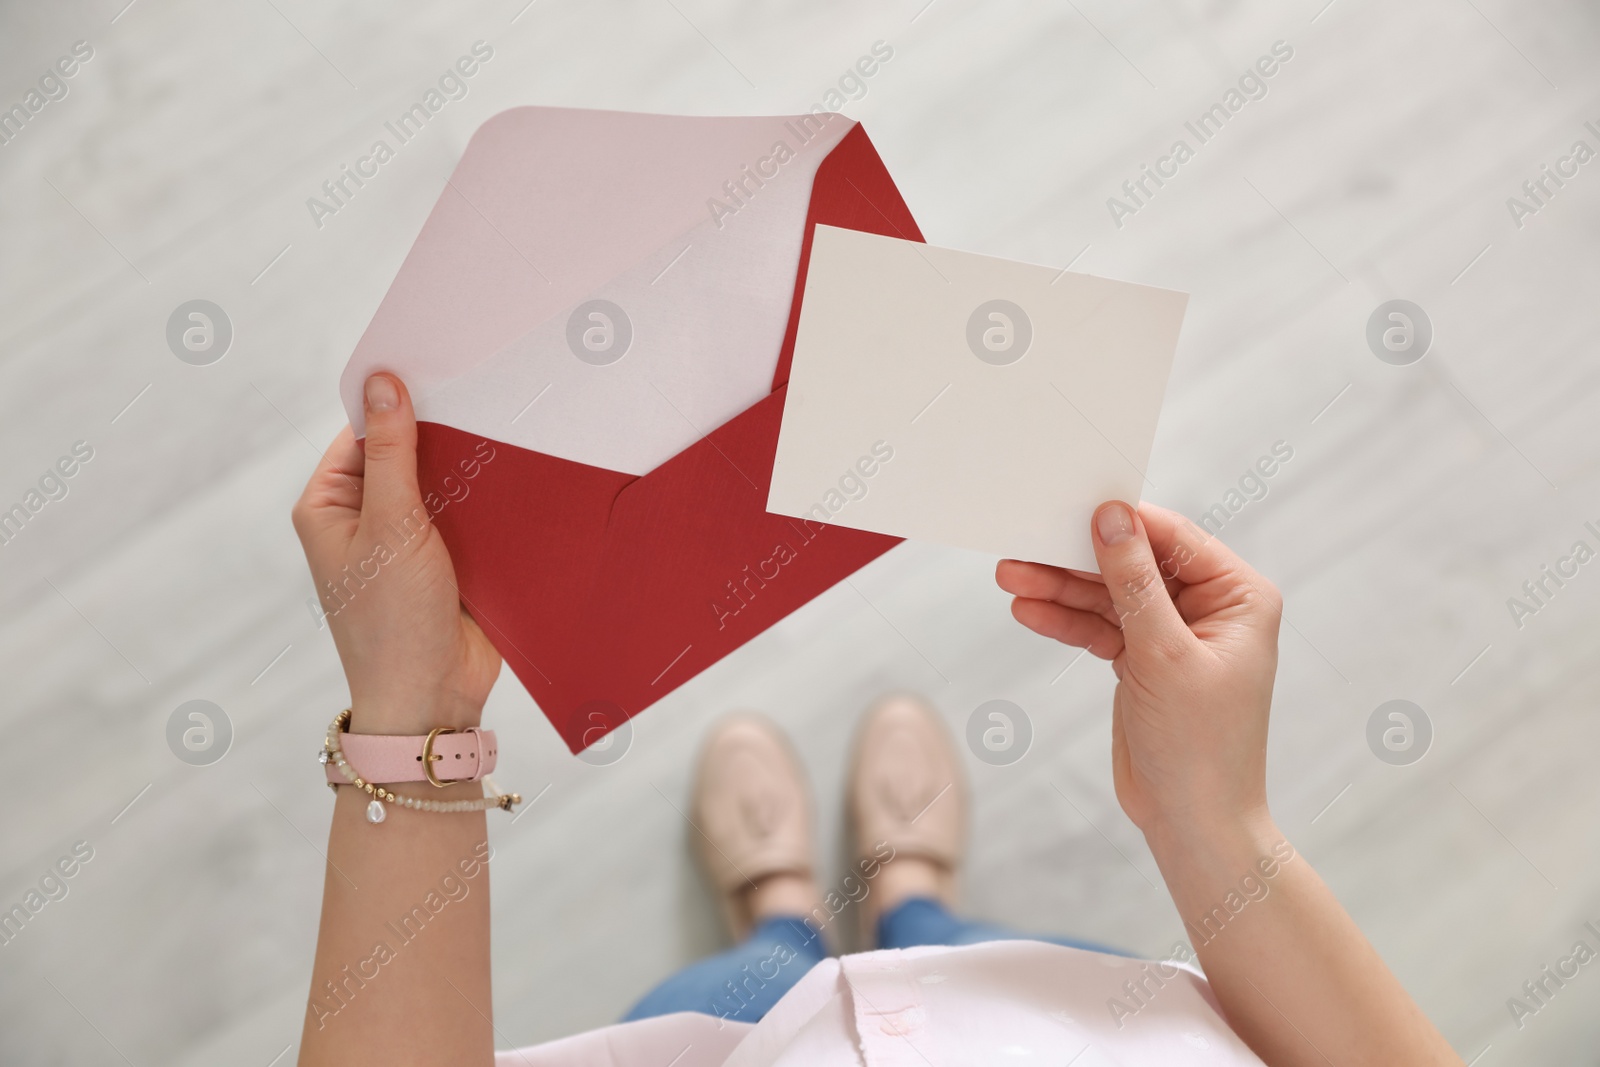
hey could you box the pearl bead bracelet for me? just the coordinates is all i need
[321,708,521,824]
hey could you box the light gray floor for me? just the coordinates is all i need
[2,0,1598,1063]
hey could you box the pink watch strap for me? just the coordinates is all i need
[326,727,498,786]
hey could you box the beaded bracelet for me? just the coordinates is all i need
[320,709,521,824]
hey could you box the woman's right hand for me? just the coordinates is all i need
[996,502,1282,841]
[1003,507,1467,1066]
[291,373,501,737]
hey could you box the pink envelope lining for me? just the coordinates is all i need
[341,107,852,449]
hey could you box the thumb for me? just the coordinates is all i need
[359,373,425,528]
[1092,501,1193,658]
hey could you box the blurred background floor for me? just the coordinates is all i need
[1,0,1598,1063]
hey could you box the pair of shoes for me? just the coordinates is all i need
[691,694,967,946]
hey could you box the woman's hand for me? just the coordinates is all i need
[996,501,1281,839]
[292,373,500,736]
[1002,504,1465,1066]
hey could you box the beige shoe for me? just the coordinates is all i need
[691,714,816,941]
[848,694,968,911]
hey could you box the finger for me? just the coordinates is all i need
[307,427,364,508]
[997,559,1118,622]
[1136,503,1251,586]
[1091,501,1194,657]
[1138,502,1283,620]
[293,427,362,532]
[1009,598,1125,660]
[292,427,365,581]
[357,373,426,531]
[1038,563,1174,596]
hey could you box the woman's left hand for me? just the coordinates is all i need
[291,373,501,735]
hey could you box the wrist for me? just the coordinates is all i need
[348,689,484,735]
[1142,804,1281,873]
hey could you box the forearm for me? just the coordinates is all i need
[1146,813,1460,1067]
[292,380,505,1064]
[298,782,494,1066]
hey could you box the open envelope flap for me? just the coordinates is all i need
[407,123,922,752]
[342,107,851,438]
[409,112,854,478]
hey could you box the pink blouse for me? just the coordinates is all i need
[496,941,1264,1066]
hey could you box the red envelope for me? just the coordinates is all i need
[345,109,921,752]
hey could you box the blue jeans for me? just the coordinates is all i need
[622,897,1125,1024]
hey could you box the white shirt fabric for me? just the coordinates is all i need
[495,941,1264,1066]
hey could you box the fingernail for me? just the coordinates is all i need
[365,374,399,413]
[1095,502,1135,546]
